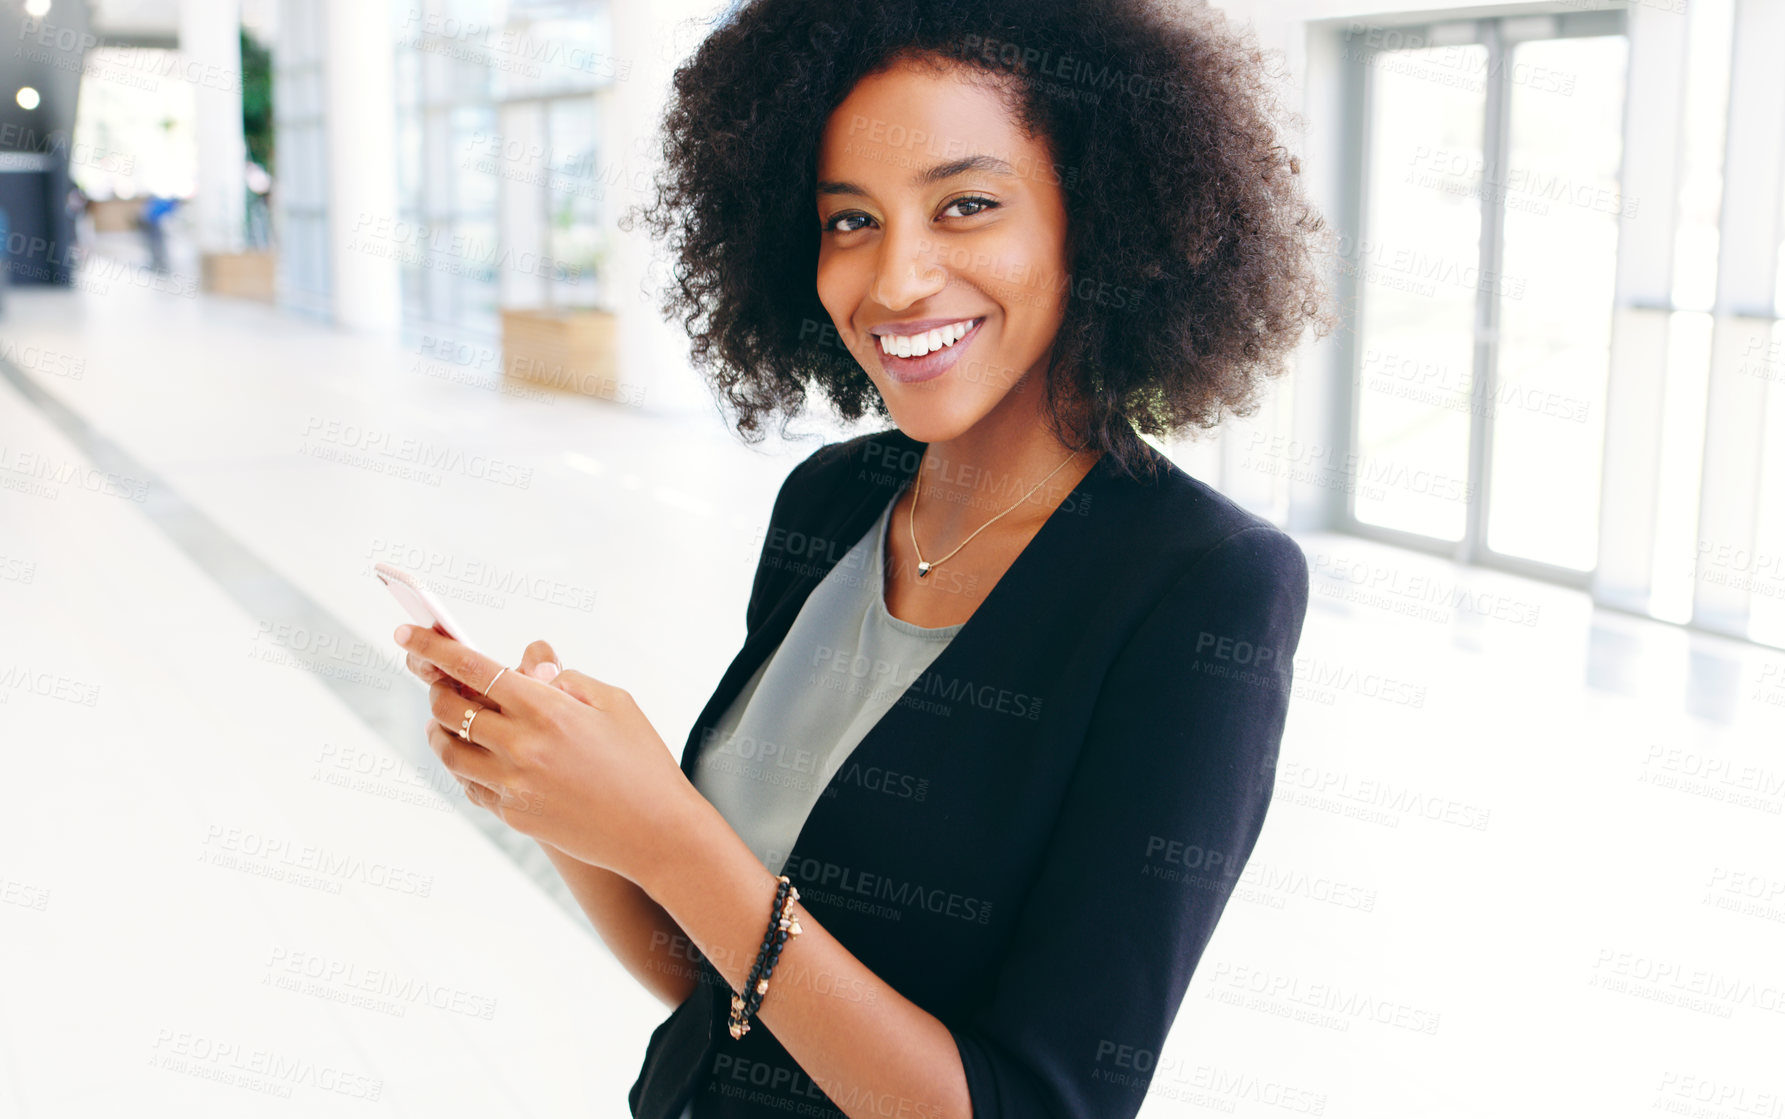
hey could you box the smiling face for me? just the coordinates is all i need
[814,55,1075,443]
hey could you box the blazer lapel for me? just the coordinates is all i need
[678,429,1139,809]
[677,430,925,780]
[776,443,1125,853]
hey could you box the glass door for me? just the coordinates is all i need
[1344,14,1629,581]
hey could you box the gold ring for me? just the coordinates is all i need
[459,705,479,741]
[482,665,509,697]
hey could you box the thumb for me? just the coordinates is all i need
[519,639,560,682]
[550,668,618,708]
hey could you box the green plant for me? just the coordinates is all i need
[240,29,273,173]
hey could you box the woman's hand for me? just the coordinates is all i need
[394,624,696,884]
[402,635,562,693]
[401,636,564,800]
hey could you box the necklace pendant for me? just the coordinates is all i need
[916,561,932,578]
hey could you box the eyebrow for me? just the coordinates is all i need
[817,154,1017,197]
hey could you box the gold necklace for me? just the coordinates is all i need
[907,448,1082,578]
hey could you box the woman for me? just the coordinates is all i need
[395,0,1332,1115]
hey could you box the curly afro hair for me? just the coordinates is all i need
[625,0,1336,481]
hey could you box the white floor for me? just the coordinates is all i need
[2,271,1781,1118]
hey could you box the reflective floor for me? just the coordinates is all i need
[2,274,1780,1117]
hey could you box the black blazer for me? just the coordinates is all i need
[629,424,1309,1118]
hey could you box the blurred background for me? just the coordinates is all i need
[1,0,1781,1115]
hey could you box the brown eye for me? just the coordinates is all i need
[941,195,998,219]
[824,211,874,233]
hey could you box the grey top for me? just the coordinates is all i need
[689,486,963,878]
[675,488,960,1119]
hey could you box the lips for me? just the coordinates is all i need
[869,316,986,384]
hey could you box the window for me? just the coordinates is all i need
[390,0,615,337]
[1340,13,1628,582]
[273,0,330,316]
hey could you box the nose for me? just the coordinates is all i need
[867,222,948,311]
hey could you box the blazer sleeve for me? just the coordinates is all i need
[943,524,1310,1118]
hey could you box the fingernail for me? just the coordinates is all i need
[394,625,413,644]
[537,662,560,682]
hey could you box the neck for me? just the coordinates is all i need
[910,383,1099,535]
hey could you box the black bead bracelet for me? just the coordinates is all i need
[728,874,802,1040]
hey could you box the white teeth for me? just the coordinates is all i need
[878,319,976,359]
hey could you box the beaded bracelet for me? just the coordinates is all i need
[742,885,801,1021]
[729,877,801,1038]
[728,874,803,1040]
[727,877,788,1039]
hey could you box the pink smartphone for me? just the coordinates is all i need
[374,562,482,653]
